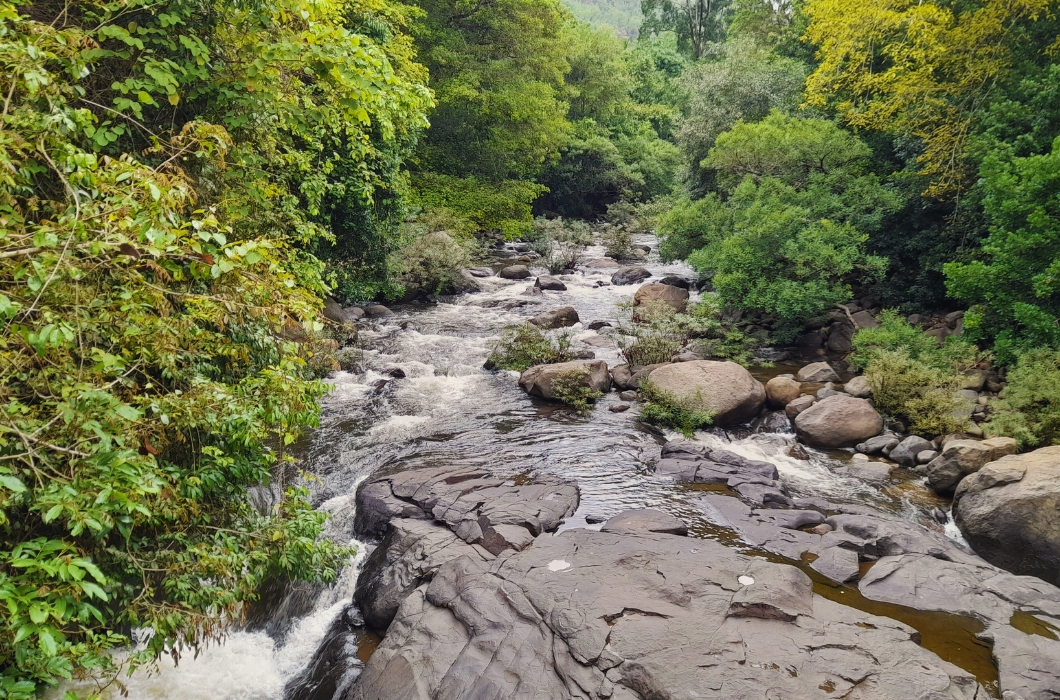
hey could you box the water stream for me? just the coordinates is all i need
[59,236,969,699]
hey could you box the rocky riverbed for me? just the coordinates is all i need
[61,236,1060,700]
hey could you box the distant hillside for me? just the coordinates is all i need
[563,0,642,38]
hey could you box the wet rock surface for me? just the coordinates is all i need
[519,360,611,401]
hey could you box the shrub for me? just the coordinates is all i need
[485,324,574,372]
[611,297,761,367]
[603,226,635,260]
[852,313,986,435]
[985,349,1060,447]
[550,369,604,413]
[640,381,716,438]
[392,231,474,295]
[528,218,593,273]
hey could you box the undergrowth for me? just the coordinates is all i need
[551,368,604,413]
[485,323,574,371]
[640,381,716,437]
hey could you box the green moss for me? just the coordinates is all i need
[640,380,715,437]
[485,324,574,372]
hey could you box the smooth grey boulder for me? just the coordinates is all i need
[925,436,1019,493]
[646,360,766,427]
[323,297,364,325]
[610,362,666,391]
[917,449,939,464]
[954,446,1060,586]
[784,394,815,419]
[348,530,984,700]
[610,266,651,285]
[844,375,873,398]
[890,435,934,466]
[499,264,532,279]
[796,361,840,383]
[467,266,493,278]
[856,435,900,455]
[600,508,688,536]
[519,360,610,401]
[534,275,567,291]
[362,304,393,318]
[528,305,580,329]
[794,394,884,448]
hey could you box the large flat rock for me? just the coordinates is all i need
[348,530,983,700]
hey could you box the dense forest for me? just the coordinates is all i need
[3,0,1060,695]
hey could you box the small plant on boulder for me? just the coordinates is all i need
[640,380,716,437]
[550,368,604,413]
[485,323,574,371]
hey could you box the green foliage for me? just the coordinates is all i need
[550,369,605,412]
[604,226,635,259]
[528,218,593,272]
[944,136,1060,364]
[662,114,899,339]
[410,0,572,181]
[612,298,759,366]
[0,0,435,690]
[410,174,546,240]
[985,349,1060,447]
[641,0,730,59]
[852,312,985,435]
[676,38,807,195]
[392,232,474,295]
[485,324,575,372]
[562,0,643,37]
[640,381,716,437]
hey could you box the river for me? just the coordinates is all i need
[58,235,964,699]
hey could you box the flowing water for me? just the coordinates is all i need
[58,237,967,700]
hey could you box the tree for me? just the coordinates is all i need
[804,0,1057,199]
[409,0,573,182]
[0,0,431,691]
[640,0,730,58]
[661,114,896,337]
[675,37,806,195]
[945,136,1060,362]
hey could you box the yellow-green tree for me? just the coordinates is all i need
[803,0,1056,198]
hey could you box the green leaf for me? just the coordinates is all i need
[0,476,26,493]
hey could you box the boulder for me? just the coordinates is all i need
[600,509,688,536]
[611,363,667,391]
[816,382,843,400]
[587,320,612,330]
[528,306,579,329]
[844,375,872,398]
[794,395,884,448]
[917,450,939,464]
[534,275,567,291]
[856,435,900,455]
[765,376,801,409]
[519,360,611,401]
[633,282,689,314]
[499,265,532,280]
[583,257,621,269]
[467,266,494,278]
[658,275,691,289]
[784,394,815,419]
[851,310,880,329]
[954,446,1060,586]
[323,297,363,325]
[796,362,840,383]
[611,266,651,285]
[363,304,393,318]
[925,437,1019,493]
[827,323,856,353]
[889,436,934,467]
[646,360,766,427]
